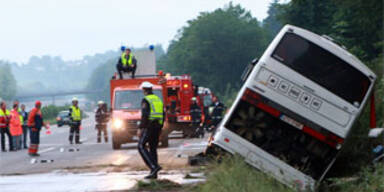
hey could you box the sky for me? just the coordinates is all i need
[0,0,275,64]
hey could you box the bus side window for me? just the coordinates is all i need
[241,58,258,83]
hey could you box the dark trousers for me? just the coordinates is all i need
[116,63,136,79]
[138,122,162,171]
[30,128,40,144]
[1,128,13,151]
[69,122,81,143]
[29,128,40,154]
[96,124,108,142]
[22,125,28,148]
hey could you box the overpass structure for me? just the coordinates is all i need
[15,89,104,105]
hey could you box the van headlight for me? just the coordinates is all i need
[113,118,124,130]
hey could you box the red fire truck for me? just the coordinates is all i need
[160,73,205,137]
[110,71,212,149]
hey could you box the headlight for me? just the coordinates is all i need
[113,119,124,129]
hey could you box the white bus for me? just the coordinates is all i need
[208,25,376,190]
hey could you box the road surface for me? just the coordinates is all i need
[0,112,208,191]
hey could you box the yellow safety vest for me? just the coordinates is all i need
[70,106,81,121]
[144,94,164,124]
[121,52,133,67]
[18,108,23,125]
[0,109,10,127]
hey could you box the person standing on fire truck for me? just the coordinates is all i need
[116,48,137,79]
[137,81,163,179]
[69,97,82,144]
[95,101,108,143]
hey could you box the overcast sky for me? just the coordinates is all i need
[0,0,275,63]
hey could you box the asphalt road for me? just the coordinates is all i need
[0,112,208,175]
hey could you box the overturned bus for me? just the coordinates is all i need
[206,25,376,191]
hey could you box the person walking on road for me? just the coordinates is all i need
[190,97,203,138]
[116,48,137,79]
[9,102,23,150]
[0,101,13,152]
[95,101,108,143]
[28,101,47,156]
[69,97,82,144]
[137,81,163,179]
[20,104,29,149]
[209,96,226,132]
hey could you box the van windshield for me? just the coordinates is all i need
[272,33,370,106]
[114,90,162,110]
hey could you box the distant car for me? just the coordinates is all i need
[57,110,70,127]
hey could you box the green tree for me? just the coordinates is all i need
[0,62,17,100]
[164,3,269,97]
[262,0,283,38]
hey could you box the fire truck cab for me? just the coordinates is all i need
[110,77,169,149]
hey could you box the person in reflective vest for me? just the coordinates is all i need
[69,97,82,144]
[0,101,13,152]
[137,81,164,179]
[9,102,23,150]
[28,100,48,156]
[116,48,137,79]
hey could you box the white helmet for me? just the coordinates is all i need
[98,100,104,105]
[72,97,78,101]
[191,97,197,101]
[140,81,154,89]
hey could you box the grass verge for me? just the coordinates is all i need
[322,163,384,192]
[195,155,293,192]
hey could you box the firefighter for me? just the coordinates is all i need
[0,101,12,152]
[190,97,204,138]
[209,96,226,132]
[116,48,137,79]
[69,97,82,144]
[137,81,163,179]
[95,101,108,143]
[28,101,48,156]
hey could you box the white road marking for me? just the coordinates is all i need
[39,147,56,154]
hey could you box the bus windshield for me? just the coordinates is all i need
[272,33,370,106]
[114,90,162,110]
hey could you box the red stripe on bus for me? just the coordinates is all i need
[257,102,281,117]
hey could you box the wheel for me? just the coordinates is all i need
[112,139,121,150]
